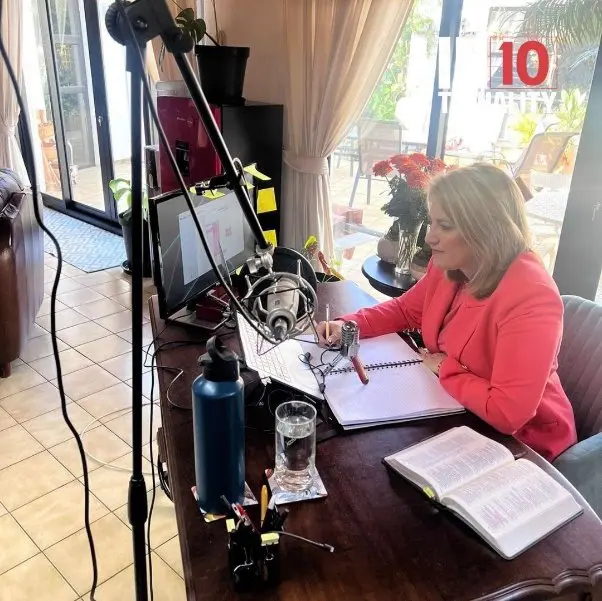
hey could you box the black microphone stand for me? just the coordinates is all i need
[125,39,148,601]
[105,2,273,600]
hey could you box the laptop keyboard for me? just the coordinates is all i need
[237,314,294,385]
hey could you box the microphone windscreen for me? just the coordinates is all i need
[105,2,127,46]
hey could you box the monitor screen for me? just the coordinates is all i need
[149,189,257,318]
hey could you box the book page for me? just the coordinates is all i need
[297,334,463,426]
[388,427,514,498]
[445,459,576,539]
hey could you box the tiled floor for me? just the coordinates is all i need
[0,253,185,601]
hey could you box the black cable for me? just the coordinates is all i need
[157,454,172,501]
[147,349,157,601]
[0,5,99,599]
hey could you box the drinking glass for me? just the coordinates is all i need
[274,400,317,492]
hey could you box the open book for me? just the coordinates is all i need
[384,426,582,559]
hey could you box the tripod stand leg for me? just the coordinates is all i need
[127,41,149,601]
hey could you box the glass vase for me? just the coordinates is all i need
[394,224,421,278]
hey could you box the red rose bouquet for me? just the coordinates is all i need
[372,153,449,275]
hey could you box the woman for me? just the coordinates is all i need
[317,163,576,462]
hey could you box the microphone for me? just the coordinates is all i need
[265,274,300,341]
[340,321,369,385]
[340,321,360,359]
[241,255,317,343]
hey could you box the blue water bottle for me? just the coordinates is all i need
[192,336,245,514]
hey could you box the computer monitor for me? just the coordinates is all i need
[149,188,257,320]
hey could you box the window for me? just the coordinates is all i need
[443,0,599,281]
[329,0,443,292]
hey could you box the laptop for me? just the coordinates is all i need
[235,312,322,399]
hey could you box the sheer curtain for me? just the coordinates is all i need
[0,0,27,179]
[281,0,414,259]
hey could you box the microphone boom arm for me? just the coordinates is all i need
[107,0,269,251]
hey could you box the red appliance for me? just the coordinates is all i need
[156,81,221,193]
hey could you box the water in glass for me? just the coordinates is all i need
[274,401,316,492]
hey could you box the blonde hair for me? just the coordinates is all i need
[428,163,531,298]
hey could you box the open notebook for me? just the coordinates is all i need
[237,314,464,430]
[297,333,464,429]
[384,426,583,559]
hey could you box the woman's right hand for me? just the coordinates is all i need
[315,319,345,347]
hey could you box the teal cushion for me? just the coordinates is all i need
[554,433,602,517]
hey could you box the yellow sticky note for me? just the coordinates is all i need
[263,229,277,247]
[257,187,277,214]
[203,189,225,200]
[226,519,236,533]
[423,486,435,499]
[245,181,254,190]
[261,532,280,546]
[244,163,271,181]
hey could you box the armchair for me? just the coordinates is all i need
[0,169,44,377]
[553,295,602,517]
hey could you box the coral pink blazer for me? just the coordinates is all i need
[341,252,576,461]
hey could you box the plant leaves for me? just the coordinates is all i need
[518,0,602,49]
[177,7,195,24]
[113,188,129,201]
[193,19,206,41]
[108,178,131,194]
[175,8,207,44]
[117,191,132,216]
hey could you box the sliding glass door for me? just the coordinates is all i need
[22,0,126,229]
[438,0,600,283]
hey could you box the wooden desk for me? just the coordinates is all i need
[150,280,602,601]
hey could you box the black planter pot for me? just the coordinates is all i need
[120,217,152,278]
[195,45,250,106]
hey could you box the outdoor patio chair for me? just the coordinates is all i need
[511,131,579,193]
[348,119,402,208]
[334,124,359,176]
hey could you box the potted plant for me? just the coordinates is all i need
[174,3,250,106]
[551,88,587,174]
[109,179,152,277]
[302,236,343,282]
[373,153,449,277]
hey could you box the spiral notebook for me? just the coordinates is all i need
[298,334,464,430]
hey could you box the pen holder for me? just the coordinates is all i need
[260,532,281,586]
[225,519,281,591]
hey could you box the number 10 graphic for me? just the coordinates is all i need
[499,40,550,87]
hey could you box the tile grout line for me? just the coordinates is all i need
[0,508,45,577]
[10,480,112,550]
[0,552,81,601]
[0,255,167,599]
[40,548,95,600]
[0,448,76,512]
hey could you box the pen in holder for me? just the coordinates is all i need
[223,496,284,591]
[223,494,333,592]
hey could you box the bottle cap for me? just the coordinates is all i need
[199,336,241,382]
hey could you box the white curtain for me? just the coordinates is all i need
[0,0,27,179]
[281,0,414,259]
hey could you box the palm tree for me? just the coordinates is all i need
[512,0,602,89]
[520,0,602,49]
